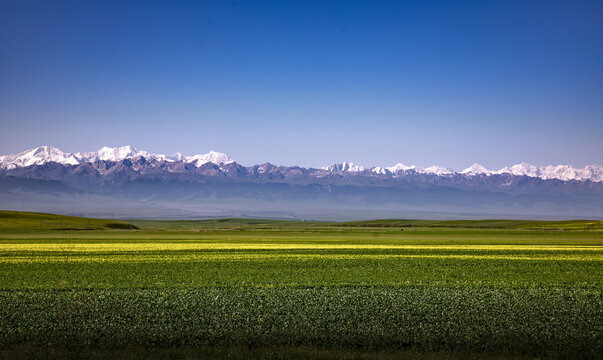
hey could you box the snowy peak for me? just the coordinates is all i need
[386,163,416,173]
[96,146,141,161]
[371,166,388,175]
[0,146,235,169]
[420,166,453,175]
[497,162,539,177]
[379,163,452,176]
[75,146,233,165]
[0,146,601,182]
[0,146,80,170]
[76,146,149,162]
[461,163,491,175]
[497,163,603,182]
[539,164,602,182]
[323,162,365,172]
[185,150,233,166]
[171,153,184,162]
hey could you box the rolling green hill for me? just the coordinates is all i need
[0,211,138,231]
[336,219,603,230]
[3,210,600,231]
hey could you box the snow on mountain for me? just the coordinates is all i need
[386,163,416,173]
[378,161,602,182]
[73,145,187,163]
[171,153,185,162]
[0,146,234,169]
[539,164,603,182]
[379,163,452,176]
[419,166,454,175]
[1,146,601,182]
[497,162,540,177]
[461,163,492,175]
[497,163,603,182]
[185,150,233,166]
[371,163,418,175]
[76,146,148,162]
[323,162,365,172]
[0,146,80,170]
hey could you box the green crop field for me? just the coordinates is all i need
[0,211,602,359]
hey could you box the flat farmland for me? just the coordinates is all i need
[0,213,602,358]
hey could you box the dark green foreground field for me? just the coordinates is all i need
[0,211,602,359]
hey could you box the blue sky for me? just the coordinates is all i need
[1,0,601,170]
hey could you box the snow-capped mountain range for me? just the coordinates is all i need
[0,146,233,170]
[0,146,601,182]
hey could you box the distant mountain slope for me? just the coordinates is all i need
[1,147,602,220]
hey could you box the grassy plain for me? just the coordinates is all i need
[0,211,602,358]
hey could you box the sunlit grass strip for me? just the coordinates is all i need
[1,253,602,263]
[2,243,602,251]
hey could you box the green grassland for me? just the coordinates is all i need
[129,217,603,231]
[338,218,603,231]
[0,211,602,358]
[0,211,138,231]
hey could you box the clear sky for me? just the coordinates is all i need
[1,0,601,170]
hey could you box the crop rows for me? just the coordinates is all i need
[1,287,601,357]
[1,223,602,357]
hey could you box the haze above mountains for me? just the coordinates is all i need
[1,146,601,182]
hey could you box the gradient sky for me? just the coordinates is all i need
[1,0,601,170]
